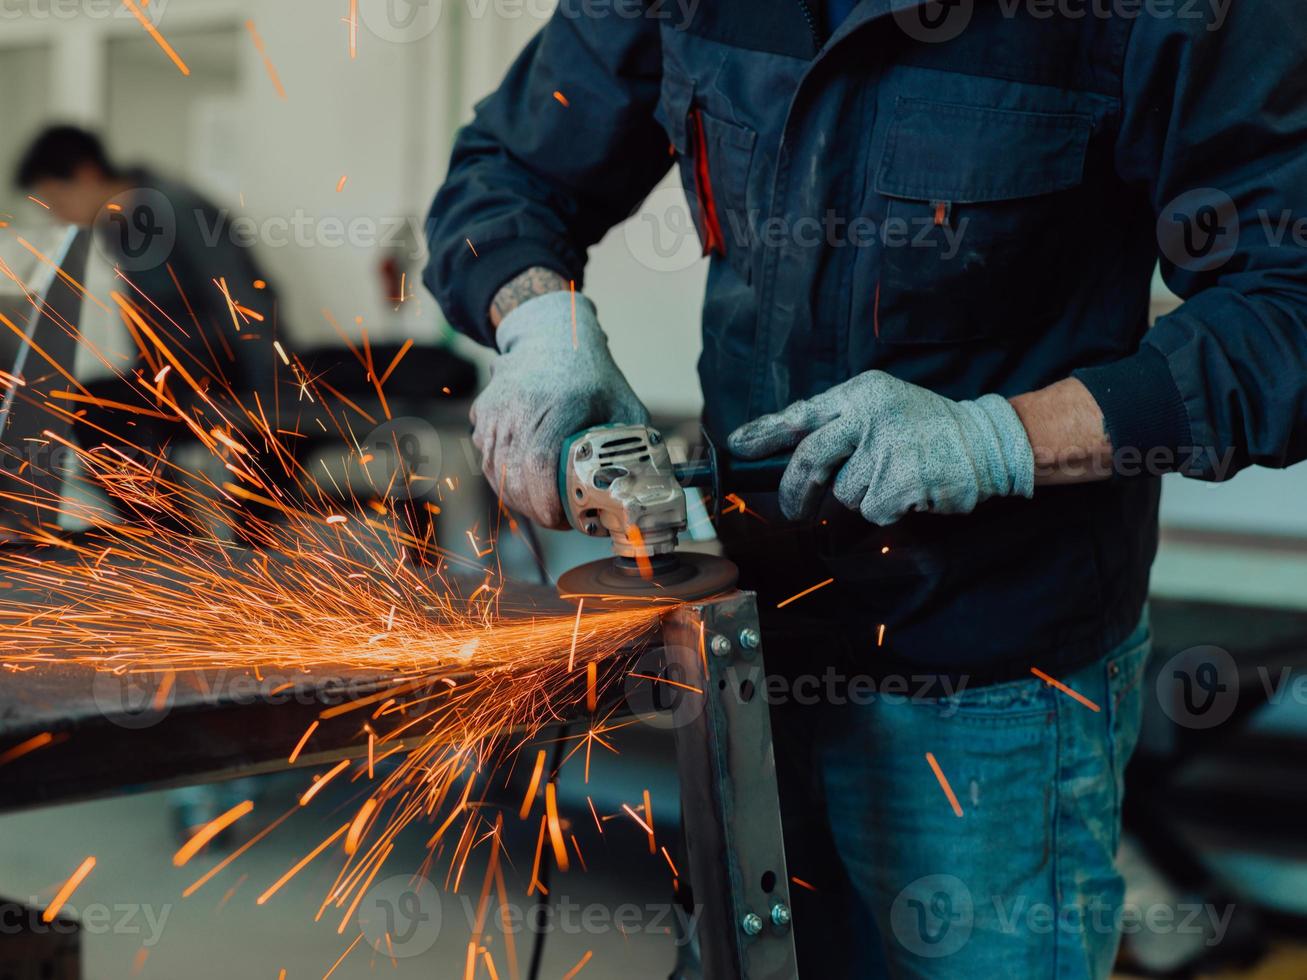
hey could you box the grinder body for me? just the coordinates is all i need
[555,424,787,600]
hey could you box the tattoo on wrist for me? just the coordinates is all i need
[490,267,569,328]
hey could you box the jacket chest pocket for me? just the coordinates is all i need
[657,68,757,283]
[873,97,1092,345]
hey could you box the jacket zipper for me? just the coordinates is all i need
[794,0,826,51]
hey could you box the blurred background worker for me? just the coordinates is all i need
[14,125,280,457]
[424,1,1307,977]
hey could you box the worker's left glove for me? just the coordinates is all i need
[728,371,1035,525]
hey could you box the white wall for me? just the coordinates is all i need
[0,0,707,415]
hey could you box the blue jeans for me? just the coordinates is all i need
[770,612,1152,978]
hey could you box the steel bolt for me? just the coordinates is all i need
[577,444,592,460]
[770,903,792,929]
[583,523,600,536]
[710,634,733,658]
[738,627,761,651]
[648,430,662,445]
[741,912,764,937]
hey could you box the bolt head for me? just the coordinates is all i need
[710,634,732,658]
[741,912,764,937]
[577,444,592,460]
[648,430,662,446]
[583,523,600,536]
[770,903,792,928]
[738,627,761,651]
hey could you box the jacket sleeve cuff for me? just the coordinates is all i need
[1072,343,1194,470]
[460,240,578,347]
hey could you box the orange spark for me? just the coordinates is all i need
[519,749,546,820]
[553,91,571,108]
[642,789,655,855]
[776,577,834,609]
[121,0,190,75]
[322,933,363,979]
[173,800,254,867]
[336,175,348,192]
[545,782,570,871]
[27,195,50,210]
[562,951,593,980]
[0,731,55,768]
[43,857,96,922]
[344,798,378,856]
[288,720,319,764]
[256,825,348,904]
[925,752,964,818]
[299,759,351,806]
[246,21,287,99]
[1030,667,1101,712]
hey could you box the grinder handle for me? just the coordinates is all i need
[674,428,790,514]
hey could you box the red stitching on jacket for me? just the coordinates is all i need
[691,109,726,257]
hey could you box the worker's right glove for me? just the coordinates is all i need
[470,291,650,529]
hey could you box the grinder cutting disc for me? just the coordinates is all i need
[558,553,738,603]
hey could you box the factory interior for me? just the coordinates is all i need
[0,2,1305,978]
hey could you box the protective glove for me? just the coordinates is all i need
[728,371,1035,525]
[471,291,650,529]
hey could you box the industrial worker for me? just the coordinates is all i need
[425,2,1307,976]
[14,126,281,451]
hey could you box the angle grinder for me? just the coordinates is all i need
[555,424,787,602]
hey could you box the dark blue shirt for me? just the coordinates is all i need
[826,0,857,31]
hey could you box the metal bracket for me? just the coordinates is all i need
[662,591,798,980]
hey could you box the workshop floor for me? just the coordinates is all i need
[2,777,1306,979]
[0,774,678,980]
